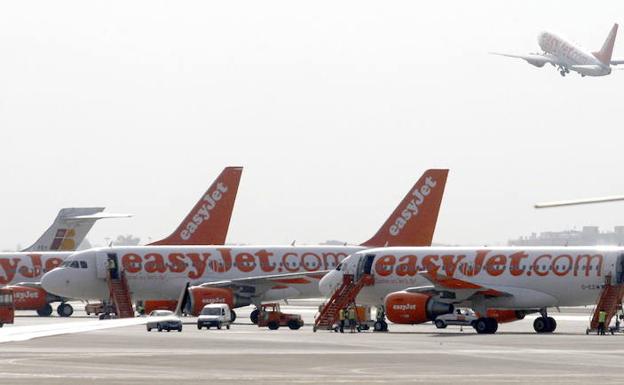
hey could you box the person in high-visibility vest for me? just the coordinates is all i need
[347,305,357,333]
[598,309,607,335]
[338,308,346,333]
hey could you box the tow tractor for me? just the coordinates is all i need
[257,303,304,330]
[0,288,15,328]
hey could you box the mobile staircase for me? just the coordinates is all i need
[586,274,624,334]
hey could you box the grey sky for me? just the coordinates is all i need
[1,1,623,250]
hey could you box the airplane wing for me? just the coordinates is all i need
[195,270,329,289]
[418,271,511,298]
[535,195,624,208]
[610,60,624,65]
[490,52,558,67]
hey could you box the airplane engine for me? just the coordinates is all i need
[385,291,454,324]
[527,60,545,67]
[188,287,251,316]
[485,309,527,323]
[143,300,178,314]
[7,285,50,311]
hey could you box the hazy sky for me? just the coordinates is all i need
[1,1,624,250]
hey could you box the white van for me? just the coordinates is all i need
[197,303,232,330]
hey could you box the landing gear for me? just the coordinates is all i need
[230,310,237,323]
[533,317,556,333]
[534,308,556,333]
[373,320,388,332]
[250,309,259,324]
[37,303,53,317]
[474,317,498,334]
[57,303,74,317]
[558,66,570,77]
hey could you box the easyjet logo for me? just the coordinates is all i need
[374,251,603,279]
[181,182,228,241]
[121,249,349,279]
[13,290,40,300]
[392,304,416,311]
[389,176,437,237]
[0,255,63,285]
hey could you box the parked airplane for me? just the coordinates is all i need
[492,23,624,77]
[3,166,242,317]
[41,169,449,323]
[319,245,618,334]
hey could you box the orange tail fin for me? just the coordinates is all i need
[361,169,448,247]
[593,23,618,64]
[150,166,243,245]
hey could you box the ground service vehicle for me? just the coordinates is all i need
[434,309,478,329]
[146,310,183,332]
[85,302,105,316]
[0,289,15,327]
[197,303,232,330]
[257,303,304,330]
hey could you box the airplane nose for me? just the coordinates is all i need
[41,269,70,297]
[319,270,341,297]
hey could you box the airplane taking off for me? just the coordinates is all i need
[41,169,449,323]
[492,23,624,77]
[1,166,242,317]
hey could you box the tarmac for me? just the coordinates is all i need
[0,301,623,385]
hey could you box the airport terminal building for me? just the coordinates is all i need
[509,226,624,246]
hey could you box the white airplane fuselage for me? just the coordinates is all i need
[320,246,620,310]
[537,32,611,76]
[42,246,364,302]
[0,252,69,286]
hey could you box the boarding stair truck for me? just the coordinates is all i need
[257,303,304,330]
[586,270,624,335]
[0,288,15,327]
[314,253,376,332]
[197,303,232,330]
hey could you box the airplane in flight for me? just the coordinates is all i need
[41,169,449,323]
[319,244,618,334]
[2,166,242,318]
[492,23,624,77]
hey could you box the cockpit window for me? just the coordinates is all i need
[69,261,79,269]
[79,261,88,269]
[336,263,342,271]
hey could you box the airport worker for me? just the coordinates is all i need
[598,309,607,335]
[338,308,346,333]
[348,305,357,333]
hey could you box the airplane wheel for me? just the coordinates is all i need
[57,303,74,317]
[374,321,384,332]
[475,318,497,334]
[533,317,552,333]
[230,310,237,323]
[546,317,557,333]
[250,309,259,324]
[37,304,53,317]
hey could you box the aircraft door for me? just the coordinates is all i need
[617,254,624,284]
[356,254,376,280]
[95,252,108,279]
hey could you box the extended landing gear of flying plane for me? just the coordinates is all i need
[474,317,498,334]
[57,303,74,317]
[558,66,570,77]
